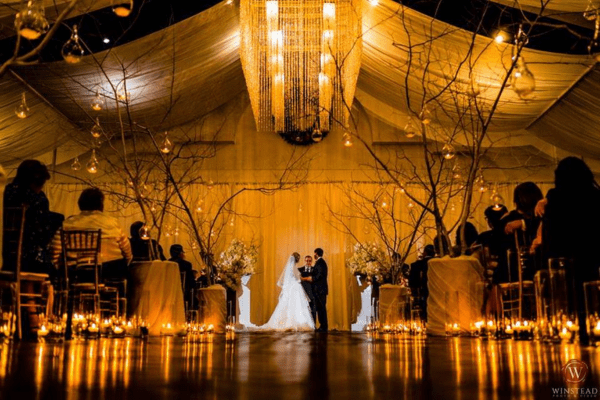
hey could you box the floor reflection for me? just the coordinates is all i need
[0,334,598,399]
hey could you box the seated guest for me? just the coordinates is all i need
[129,221,165,261]
[453,222,478,256]
[542,157,600,344]
[169,244,196,306]
[499,182,543,282]
[477,205,508,284]
[409,244,435,321]
[3,160,63,276]
[51,188,132,280]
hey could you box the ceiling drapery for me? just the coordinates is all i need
[0,0,600,168]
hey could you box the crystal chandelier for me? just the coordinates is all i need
[240,0,362,144]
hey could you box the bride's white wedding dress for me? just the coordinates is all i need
[257,255,315,331]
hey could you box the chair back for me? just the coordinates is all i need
[60,229,102,284]
[2,206,28,277]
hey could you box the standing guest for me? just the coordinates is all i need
[50,188,132,280]
[129,221,165,261]
[542,157,600,344]
[169,244,196,307]
[3,160,63,275]
[499,182,543,282]
[409,244,435,321]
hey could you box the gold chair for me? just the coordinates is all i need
[0,206,51,340]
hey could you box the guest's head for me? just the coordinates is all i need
[170,244,185,260]
[455,222,479,250]
[513,182,543,217]
[423,244,435,258]
[305,255,313,266]
[78,188,104,212]
[292,252,301,263]
[314,248,324,259]
[484,205,508,229]
[130,221,144,239]
[554,156,598,192]
[14,160,50,193]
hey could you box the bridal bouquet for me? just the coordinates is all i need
[347,242,389,280]
[217,239,258,290]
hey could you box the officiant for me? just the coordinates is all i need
[298,255,317,322]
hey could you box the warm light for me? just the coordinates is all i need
[91,117,102,138]
[103,38,110,44]
[442,143,456,160]
[112,0,134,17]
[494,34,505,44]
[15,92,30,119]
[490,192,505,210]
[38,324,48,337]
[90,90,105,111]
[312,128,323,143]
[323,2,336,19]
[14,0,49,40]
[71,157,82,171]
[86,149,99,174]
[139,225,150,240]
[266,1,279,18]
[343,131,353,147]
[61,25,84,64]
[511,57,536,99]
[368,0,379,5]
[404,120,417,138]
[160,132,173,154]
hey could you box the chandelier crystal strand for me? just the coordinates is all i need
[240,0,362,141]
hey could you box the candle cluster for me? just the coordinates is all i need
[70,314,148,339]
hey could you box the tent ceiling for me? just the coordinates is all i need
[0,0,599,170]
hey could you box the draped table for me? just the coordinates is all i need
[128,261,185,335]
[427,256,485,336]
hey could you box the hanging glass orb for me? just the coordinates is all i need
[511,57,535,99]
[478,180,489,193]
[14,0,49,40]
[450,203,456,212]
[15,92,30,119]
[298,203,303,212]
[343,131,353,147]
[112,0,134,17]
[229,217,235,227]
[452,164,462,180]
[404,120,418,138]
[61,25,84,64]
[191,242,198,250]
[419,106,432,125]
[86,150,99,174]
[90,91,105,111]
[311,128,323,143]
[442,143,456,160]
[363,225,371,235]
[160,132,172,154]
[584,1,599,20]
[150,203,157,212]
[395,184,405,195]
[206,179,214,190]
[407,200,415,209]
[71,157,82,171]
[195,200,204,213]
[139,225,150,240]
[381,196,389,209]
[91,117,102,138]
[490,192,505,210]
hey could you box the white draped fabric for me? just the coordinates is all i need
[128,260,185,335]
[427,256,486,336]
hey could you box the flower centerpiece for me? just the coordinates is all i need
[347,242,388,281]
[347,242,407,286]
[217,239,258,290]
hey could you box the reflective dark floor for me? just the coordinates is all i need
[0,333,599,399]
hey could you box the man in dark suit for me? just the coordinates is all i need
[169,244,196,309]
[298,255,316,322]
[302,248,328,332]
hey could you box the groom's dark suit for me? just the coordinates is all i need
[311,257,328,331]
[298,266,316,321]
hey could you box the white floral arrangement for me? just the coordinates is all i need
[346,242,390,281]
[217,239,258,290]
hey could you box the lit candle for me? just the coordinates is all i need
[113,325,124,335]
[505,324,514,335]
[559,327,570,341]
[593,321,600,337]
[207,324,215,333]
[567,320,579,332]
[161,323,174,336]
[38,324,49,337]
[88,323,99,334]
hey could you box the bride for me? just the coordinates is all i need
[257,252,315,331]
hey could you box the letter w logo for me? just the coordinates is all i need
[562,360,588,384]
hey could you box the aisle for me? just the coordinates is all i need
[0,333,597,399]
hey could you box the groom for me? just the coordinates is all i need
[302,248,328,332]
